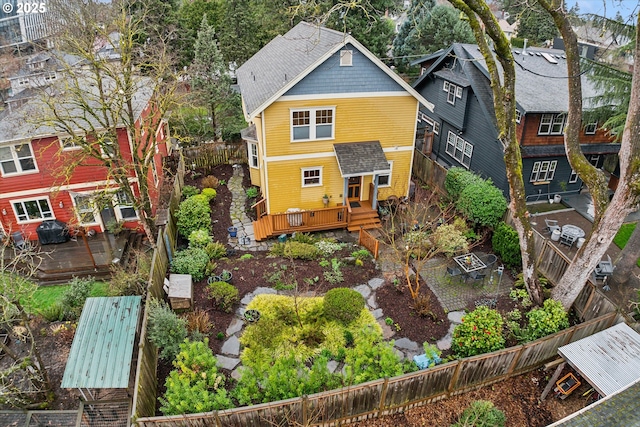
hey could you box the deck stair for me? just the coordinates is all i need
[347,209,381,232]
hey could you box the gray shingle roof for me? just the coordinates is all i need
[333,141,390,177]
[521,142,621,158]
[237,22,347,118]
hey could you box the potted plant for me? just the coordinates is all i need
[219,269,233,283]
[322,194,330,207]
[244,309,260,323]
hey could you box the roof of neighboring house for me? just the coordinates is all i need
[237,21,433,119]
[413,43,609,114]
[61,296,141,389]
[0,74,154,144]
[573,22,630,49]
[11,50,83,79]
[521,142,621,158]
[333,141,390,177]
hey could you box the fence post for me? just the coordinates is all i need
[377,378,389,417]
[302,395,308,426]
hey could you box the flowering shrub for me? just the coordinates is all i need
[314,240,344,256]
[452,306,505,358]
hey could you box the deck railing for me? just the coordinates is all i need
[267,206,348,236]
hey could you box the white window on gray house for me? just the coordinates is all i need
[248,142,258,168]
[13,198,53,223]
[0,143,37,176]
[538,113,567,135]
[291,108,335,141]
[589,155,600,167]
[530,160,557,182]
[301,167,322,187]
[377,161,393,187]
[568,169,578,183]
[445,131,473,168]
[515,109,522,123]
[421,115,440,135]
[584,122,597,135]
[444,81,463,105]
[18,78,30,86]
[340,50,353,66]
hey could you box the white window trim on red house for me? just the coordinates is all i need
[0,142,39,176]
[10,196,55,223]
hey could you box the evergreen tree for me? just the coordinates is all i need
[190,16,234,140]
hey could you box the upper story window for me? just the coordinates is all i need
[18,78,29,86]
[445,131,473,168]
[291,107,335,141]
[420,113,440,134]
[443,81,463,105]
[301,167,322,187]
[530,160,557,182]
[247,142,258,168]
[60,136,82,151]
[0,143,37,176]
[584,122,597,135]
[538,113,567,135]
[12,197,53,223]
[340,50,353,66]
[44,72,56,81]
[515,109,522,123]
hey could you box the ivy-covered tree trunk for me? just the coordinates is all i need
[538,1,640,309]
[611,224,640,286]
[450,0,543,305]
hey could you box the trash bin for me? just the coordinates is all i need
[36,220,70,244]
[551,229,561,242]
[577,237,585,248]
[286,208,302,227]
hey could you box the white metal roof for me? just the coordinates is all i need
[558,322,640,396]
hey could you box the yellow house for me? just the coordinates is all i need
[237,22,434,240]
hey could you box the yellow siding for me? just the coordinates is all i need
[263,95,417,157]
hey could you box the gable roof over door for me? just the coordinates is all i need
[237,22,433,120]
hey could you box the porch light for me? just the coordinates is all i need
[59,201,64,208]
[1,209,6,215]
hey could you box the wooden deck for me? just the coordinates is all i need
[3,231,141,284]
[253,200,381,241]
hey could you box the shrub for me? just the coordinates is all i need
[204,241,227,259]
[201,175,219,189]
[269,242,285,256]
[456,180,507,228]
[525,299,569,341]
[445,167,481,200]
[283,241,319,260]
[40,303,64,322]
[182,185,200,199]
[171,248,209,281]
[183,308,213,336]
[452,306,505,358]
[147,298,188,361]
[108,267,148,296]
[343,329,405,385]
[351,249,372,260]
[323,258,344,284]
[60,276,93,320]
[160,339,232,415]
[324,288,365,324]
[314,240,344,256]
[451,400,506,427]
[176,195,211,238]
[208,281,239,312]
[432,224,469,256]
[245,187,259,198]
[290,232,316,244]
[188,229,213,248]
[201,188,217,200]
[492,222,521,269]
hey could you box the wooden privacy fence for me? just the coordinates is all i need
[136,282,619,427]
[359,227,379,259]
[131,154,185,422]
[412,149,447,191]
[183,144,247,172]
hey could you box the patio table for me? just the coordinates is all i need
[561,224,585,239]
[453,253,487,273]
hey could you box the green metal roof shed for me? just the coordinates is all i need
[62,296,142,389]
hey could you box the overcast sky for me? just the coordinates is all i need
[564,0,638,22]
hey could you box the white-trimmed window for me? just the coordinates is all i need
[443,81,463,105]
[589,155,600,167]
[515,109,522,123]
[421,114,440,135]
[100,135,117,158]
[377,161,393,187]
[445,131,473,168]
[584,122,597,135]
[301,167,322,187]
[340,50,353,66]
[12,197,53,223]
[44,72,57,81]
[529,160,557,182]
[568,170,578,183]
[538,113,567,135]
[72,194,99,225]
[291,107,335,141]
[115,191,138,220]
[59,136,82,151]
[18,78,29,86]
[248,142,258,168]
[0,143,37,176]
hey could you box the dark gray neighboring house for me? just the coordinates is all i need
[412,43,621,201]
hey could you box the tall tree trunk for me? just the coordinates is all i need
[611,222,640,285]
[450,0,543,304]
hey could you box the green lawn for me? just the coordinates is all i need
[22,281,109,315]
[613,222,640,267]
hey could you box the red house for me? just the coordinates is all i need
[0,69,169,242]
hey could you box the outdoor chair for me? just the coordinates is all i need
[482,254,498,270]
[559,232,577,248]
[544,219,561,234]
[469,270,486,285]
[594,255,614,281]
[447,266,462,277]
[10,231,27,251]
